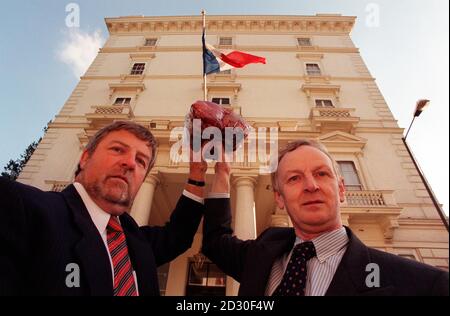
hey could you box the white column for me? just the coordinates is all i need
[130,174,159,226]
[233,176,258,239]
[226,175,257,296]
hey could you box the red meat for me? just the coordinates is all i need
[187,100,250,152]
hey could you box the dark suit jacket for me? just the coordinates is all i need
[0,177,203,296]
[202,198,449,296]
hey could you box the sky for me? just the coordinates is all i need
[0,0,448,214]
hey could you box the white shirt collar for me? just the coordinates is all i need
[295,227,349,263]
[73,182,111,236]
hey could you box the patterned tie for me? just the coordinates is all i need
[272,241,316,296]
[106,216,137,296]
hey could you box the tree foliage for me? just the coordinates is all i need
[1,121,51,181]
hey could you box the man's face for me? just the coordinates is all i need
[274,146,345,238]
[77,130,152,215]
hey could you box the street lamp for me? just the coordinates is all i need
[404,99,430,140]
[402,99,449,230]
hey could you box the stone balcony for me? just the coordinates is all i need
[310,107,360,134]
[85,105,134,127]
[344,190,396,207]
[341,190,403,241]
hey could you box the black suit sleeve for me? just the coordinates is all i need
[138,194,204,267]
[201,198,255,283]
[430,269,449,296]
[0,177,30,295]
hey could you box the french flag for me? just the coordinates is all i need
[202,31,266,75]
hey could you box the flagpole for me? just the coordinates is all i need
[202,9,207,101]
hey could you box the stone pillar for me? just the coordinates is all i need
[226,175,257,296]
[233,176,258,239]
[130,174,160,226]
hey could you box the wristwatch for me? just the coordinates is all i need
[188,178,206,187]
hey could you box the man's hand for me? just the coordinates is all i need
[185,150,208,198]
[189,160,207,181]
[211,161,231,194]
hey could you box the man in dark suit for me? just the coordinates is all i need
[202,139,449,296]
[0,121,207,296]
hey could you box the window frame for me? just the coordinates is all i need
[185,261,226,296]
[144,38,158,47]
[219,36,233,46]
[305,62,322,76]
[337,161,364,191]
[211,97,231,106]
[314,98,335,108]
[113,97,132,106]
[297,37,312,47]
[130,62,146,75]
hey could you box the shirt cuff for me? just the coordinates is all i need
[207,192,231,199]
[182,190,204,205]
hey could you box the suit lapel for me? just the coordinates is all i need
[120,213,158,296]
[62,184,113,296]
[326,227,395,296]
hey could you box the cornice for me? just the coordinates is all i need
[49,116,404,137]
[80,74,375,82]
[105,14,356,35]
[100,46,360,54]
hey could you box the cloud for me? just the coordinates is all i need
[57,29,105,78]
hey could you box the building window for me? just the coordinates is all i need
[315,99,334,107]
[211,97,231,105]
[113,97,131,105]
[338,161,363,191]
[130,63,146,75]
[306,63,322,76]
[219,37,232,46]
[185,261,226,296]
[297,37,312,46]
[144,38,157,46]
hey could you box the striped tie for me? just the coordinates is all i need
[107,216,137,296]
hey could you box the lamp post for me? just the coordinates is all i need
[402,99,449,231]
[404,99,430,140]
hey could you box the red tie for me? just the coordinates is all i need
[106,216,137,296]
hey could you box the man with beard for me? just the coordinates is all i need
[0,121,207,296]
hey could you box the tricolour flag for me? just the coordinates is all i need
[202,30,266,75]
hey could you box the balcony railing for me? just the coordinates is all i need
[345,190,385,206]
[86,105,134,122]
[343,190,398,207]
[310,107,359,134]
[315,107,352,118]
